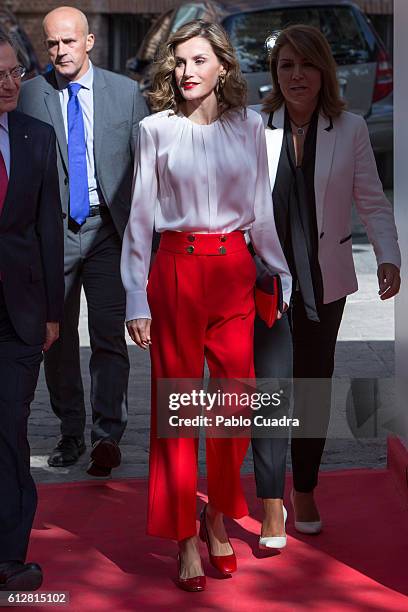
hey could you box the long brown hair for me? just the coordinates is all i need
[262,24,346,118]
[148,19,247,114]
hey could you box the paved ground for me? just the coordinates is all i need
[29,195,397,483]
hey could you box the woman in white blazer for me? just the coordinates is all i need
[252,24,401,544]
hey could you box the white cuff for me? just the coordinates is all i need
[125,290,151,322]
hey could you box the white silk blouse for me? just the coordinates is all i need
[121,107,292,321]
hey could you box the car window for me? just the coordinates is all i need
[223,6,375,73]
[171,3,208,32]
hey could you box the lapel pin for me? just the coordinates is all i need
[24,134,28,139]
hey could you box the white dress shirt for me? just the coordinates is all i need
[56,62,101,206]
[0,113,10,177]
[121,108,292,321]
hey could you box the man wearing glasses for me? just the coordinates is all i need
[18,7,148,476]
[0,33,64,590]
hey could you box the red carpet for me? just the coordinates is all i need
[27,470,408,611]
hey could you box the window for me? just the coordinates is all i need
[223,6,374,74]
[171,3,208,32]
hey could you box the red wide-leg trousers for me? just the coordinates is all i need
[146,231,256,541]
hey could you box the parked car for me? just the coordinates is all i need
[127,0,393,186]
[0,8,41,79]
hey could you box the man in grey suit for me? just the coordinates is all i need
[18,6,149,476]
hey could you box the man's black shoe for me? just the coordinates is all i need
[86,437,121,477]
[47,435,86,467]
[86,460,112,478]
[0,562,43,591]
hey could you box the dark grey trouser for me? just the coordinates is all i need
[0,285,42,562]
[252,313,293,499]
[44,210,129,444]
[252,293,346,497]
[291,292,346,492]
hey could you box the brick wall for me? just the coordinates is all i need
[8,1,114,68]
[7,0,181,69]
[13,11,109,67]
[7,0,394,70]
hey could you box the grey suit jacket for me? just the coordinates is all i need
[18,66,149,238]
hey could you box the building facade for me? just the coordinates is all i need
[6,0,393,72]
[4,0,181,69]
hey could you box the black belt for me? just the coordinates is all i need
[88,205,108,217]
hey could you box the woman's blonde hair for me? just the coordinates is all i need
[148,19,247,114]
[262,24,346,118]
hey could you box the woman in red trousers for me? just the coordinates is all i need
[121,20,291,591]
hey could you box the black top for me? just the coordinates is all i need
[269,108,323,321]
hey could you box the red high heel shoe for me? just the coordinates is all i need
[199,504,237,575]
[176,554,206,592]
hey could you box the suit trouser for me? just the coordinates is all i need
[252,313,292,498]
[291,291,346,492]
[44,210,129,443]
[0,285,42,562]
[252,292,346,497]
[147,232,255,541]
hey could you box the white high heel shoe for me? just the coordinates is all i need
[259,505,287,550]
[290,490,322,535]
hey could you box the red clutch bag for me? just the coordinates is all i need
[254,256,283,328]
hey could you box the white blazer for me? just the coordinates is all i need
[254,104,401,304]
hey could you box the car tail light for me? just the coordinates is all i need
[372,47,393,103]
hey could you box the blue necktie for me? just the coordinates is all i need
[67,83,89,224]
